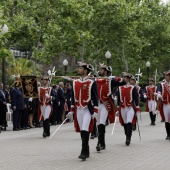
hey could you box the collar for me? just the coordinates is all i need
[149,85,154,87]
[79,76,89,81]
[165,81,170,86]
[126,83,130,87]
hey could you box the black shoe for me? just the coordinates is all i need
[96,143,101,151]
[47,132,50,137]
[13,128,19,131]
[165,136,170,140]
[125,138,130,146]
[90,135,94,139]
[150,122,155,126]
[100,145,106,150]
[78,154,86,161]
[43,132,47,138]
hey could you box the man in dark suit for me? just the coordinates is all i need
[50,85,60,125]
[57,82,66,124]
[0,82,7,133]
[11,81,25,131]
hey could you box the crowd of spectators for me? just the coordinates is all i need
[0,81,72,133]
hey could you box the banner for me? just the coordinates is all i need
[21,76,38,98]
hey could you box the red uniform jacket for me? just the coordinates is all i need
[38,87,52,121]
[96,78,115,123]
[118,85,140,126]
[144,85,157,112]
[70,78,98,133]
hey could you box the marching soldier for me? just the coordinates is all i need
[95,64,126,151]
[67,62,98,161]
[117,72,140,146]
[38,77,52,138]
[157,71,170,140]
[144,78,157,125]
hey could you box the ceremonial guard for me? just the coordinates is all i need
[117,73,140,146]
[95,64,126,151]
[67,62,98,161]
[144,78,157,125]
[38,77,52,138]
[157,71,170,140]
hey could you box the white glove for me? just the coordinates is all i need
[66,112,73,119]
[45,93,50,98]
[154,92,157,96]
[136,111,140,116]
[108,76,115,80]
[157,94,162,99]
[92,112,98,119]
[28,98,33,102]
[144,95,147,99]
[116,111,119,116]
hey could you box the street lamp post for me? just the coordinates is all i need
[63,59,68,76]
[1,24,8,88]
[105,51,111,65]
[146,61,151,84]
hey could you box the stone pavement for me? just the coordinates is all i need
[0,112,169,170]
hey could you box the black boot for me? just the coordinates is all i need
[42,120,47,138]
[90,119,97,139]
[46,119,50,137]
[152,114,156,125]
[165,122,170,140]
[78,131,89,161]
[96,125,101,151]
[100,124,106,150]
[149,112,153,125]
[96,124,106,151]
[124,124,127,136]
[126,123,132,146]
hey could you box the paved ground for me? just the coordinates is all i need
[0,112,169,170]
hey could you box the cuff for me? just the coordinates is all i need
[116,77,123,82]
[93,106,98,113]
[136,106,140,112]
[70,105,75,112]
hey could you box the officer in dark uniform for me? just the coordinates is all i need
[11,81,25,131]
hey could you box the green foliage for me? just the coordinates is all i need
[0,0,169,85]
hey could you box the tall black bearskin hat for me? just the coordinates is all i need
[148,78,155,82]
[122,72,131,78]
[78,62,94,71]
[99,63,112,73]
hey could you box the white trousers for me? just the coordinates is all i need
[148,100,156,114]
[163,104,170,122]
[40,105,51,120]
[96,103,108,125]
[121,107,135,124]
[77,107,91,131]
